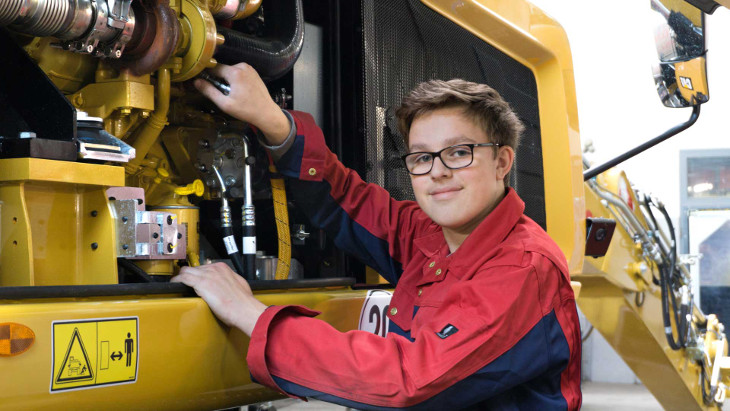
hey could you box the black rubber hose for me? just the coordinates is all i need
[658,201,688,347]
[655,201,689,349]
[215,0,304,81]
[223,225,246,277]
[117,258,155,283]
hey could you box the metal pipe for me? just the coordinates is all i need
[1,0,135,57]
[241,137,256,278]
[584,105,700,181]
[126,68,171,174]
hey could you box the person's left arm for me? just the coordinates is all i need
[174,254,579,409]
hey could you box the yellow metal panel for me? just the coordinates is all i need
[420,0,585,274]
[0,288,373,409]
[576,276,707,410]
[0,160,120,286]
[0,158,124,186]
[0,184,34,286]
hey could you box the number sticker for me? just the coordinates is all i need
[358,290,393,337]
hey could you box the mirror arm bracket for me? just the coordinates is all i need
[583,104,700,181]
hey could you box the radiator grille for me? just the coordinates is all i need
[360,0,546,229]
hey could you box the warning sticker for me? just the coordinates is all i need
[51,317,138,392]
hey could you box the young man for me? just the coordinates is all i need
[172,63,582,410]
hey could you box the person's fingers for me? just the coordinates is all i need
[170,271,200,287]
[194,79,229,107]
[209,64,239,79]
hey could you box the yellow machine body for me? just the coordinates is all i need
[1,0,729,409]
[0,288,369,409]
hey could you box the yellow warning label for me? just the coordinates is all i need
[51,317,138,392]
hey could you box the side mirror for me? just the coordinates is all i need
[651,0,709,107]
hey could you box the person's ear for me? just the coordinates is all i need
[495,146,515,181]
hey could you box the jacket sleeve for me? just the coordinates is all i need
[272,110,436,284]
[247,258,577,409]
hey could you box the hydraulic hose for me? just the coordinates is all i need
[117,258,154,283]
[269,163,291,280]
[213,165,245,276]
[241,136,256,279]
[215,0,304,81]
[648,198,689,350]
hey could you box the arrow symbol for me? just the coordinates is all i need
[111,351,123,361]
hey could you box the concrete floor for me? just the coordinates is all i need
[258,382,665,410]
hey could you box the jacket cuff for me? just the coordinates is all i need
[258,110,297,162]
[247,305,321,399]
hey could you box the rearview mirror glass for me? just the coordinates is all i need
[651,0,708,107]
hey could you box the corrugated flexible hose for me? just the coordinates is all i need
[269,163,291,280]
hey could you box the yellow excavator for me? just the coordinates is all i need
[0,0,728,409]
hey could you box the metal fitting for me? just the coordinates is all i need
[0,0,135,58]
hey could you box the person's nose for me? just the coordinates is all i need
[429,155,452,178]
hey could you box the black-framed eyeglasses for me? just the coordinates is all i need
[401,143,501,176]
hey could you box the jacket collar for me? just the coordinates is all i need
[413,188,525,271]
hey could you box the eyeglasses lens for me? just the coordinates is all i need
[404,145,474,175]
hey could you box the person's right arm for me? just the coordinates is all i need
[194,63,290,145]
[195,64,435,284]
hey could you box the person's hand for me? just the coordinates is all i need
[194,63,291,145]
[171,262,267,335]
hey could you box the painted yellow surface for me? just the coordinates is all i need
[0,288,370,409]
[0,159,122,286]
[676,56,709,104]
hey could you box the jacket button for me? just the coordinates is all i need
[428,262,435,268]
[308,168,317,176]
[435,269,442,276]
[418,289,423,296]
[390,307,398,316]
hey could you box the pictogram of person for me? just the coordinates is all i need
[124,332,134,367]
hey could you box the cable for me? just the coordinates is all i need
[213,165,246,277]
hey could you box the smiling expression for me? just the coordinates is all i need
[408,107,514,247]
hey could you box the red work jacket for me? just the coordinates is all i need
[247,111,582,410]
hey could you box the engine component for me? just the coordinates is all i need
[172,0,220,82]
[120,0,179,76]
[107,187,187,260]
[198,132,248,198]
[0,0,136,58]
[216,0,304,81]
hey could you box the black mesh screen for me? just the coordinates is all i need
[359,0,546,229]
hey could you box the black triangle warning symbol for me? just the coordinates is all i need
[55,327,94,384]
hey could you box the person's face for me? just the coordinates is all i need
[408,107,514,236]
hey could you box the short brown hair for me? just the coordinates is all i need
[395,79,524,183]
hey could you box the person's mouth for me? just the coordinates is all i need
[429,186,462,200]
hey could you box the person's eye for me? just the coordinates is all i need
[413,153,433,164]
[448,147,471,158]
